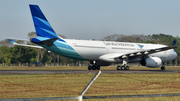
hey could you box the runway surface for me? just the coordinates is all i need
[0,70,180,74]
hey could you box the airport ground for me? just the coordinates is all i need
[0,65,180,70]
[0,66,180,99]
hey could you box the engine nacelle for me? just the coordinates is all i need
[140,57,162,68]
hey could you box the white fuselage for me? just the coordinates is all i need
[65,39,177,63]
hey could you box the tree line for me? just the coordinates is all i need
[0,32,179,66]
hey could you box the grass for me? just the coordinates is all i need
[1,73,180,99]
[0,65,180,70]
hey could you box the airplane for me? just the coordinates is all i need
[9,4,177,70]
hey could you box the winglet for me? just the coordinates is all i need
[172,39,177,46]
[9,39,17,44]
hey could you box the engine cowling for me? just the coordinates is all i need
[140,57,162,68]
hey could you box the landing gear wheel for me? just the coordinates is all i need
[126,66,129,70]
[117,66,121,70]
[96,65,100,70]
[88,65,92,70]
[124,66,127,70]
[121,66,125,70]
[161,67,165,70]
[92,65,96,70]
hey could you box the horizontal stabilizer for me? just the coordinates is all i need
[7,37,30,41]
[9,39,43,49]
[9,39,17,44]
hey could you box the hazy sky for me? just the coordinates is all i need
[1,0,180,41]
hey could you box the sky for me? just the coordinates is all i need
[0,0,180,41]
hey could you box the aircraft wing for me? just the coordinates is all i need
[9,39,43,49]
[115,46,177,59]
[99,46,177,62]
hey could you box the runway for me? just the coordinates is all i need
[0,70,180,75]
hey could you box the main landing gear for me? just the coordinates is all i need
[117,65,129,70]
[88,61,100,70]
[161,63,166,70]
[117,58,130,70]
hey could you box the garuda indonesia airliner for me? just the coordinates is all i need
[9,5,177,70]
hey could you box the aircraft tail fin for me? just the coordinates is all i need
[29,5,59,39]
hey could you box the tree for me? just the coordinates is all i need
[28,32,37,38]
[28,32,42,63]
[40,49,46,63]
[0,47,5,62]
[0,46,11,64]
[11,46,36,66]
[2,53,12,65]
[56,54,60,66]
[0,39,13,47]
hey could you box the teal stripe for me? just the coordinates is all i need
[42,45,87,60]
[35,37,86,60]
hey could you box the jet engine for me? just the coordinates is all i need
[140,57,162,68]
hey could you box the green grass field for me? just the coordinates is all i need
[1,72,180,99]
